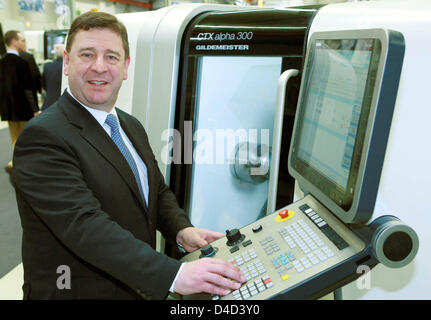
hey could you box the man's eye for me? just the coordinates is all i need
[108,55,119,62]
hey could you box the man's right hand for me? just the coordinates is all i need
[174,258,246,296]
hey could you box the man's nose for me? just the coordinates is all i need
[91,55,107,72]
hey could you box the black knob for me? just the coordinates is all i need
[200,244,216,257]
[252,225,263,233]
[226,229,245,246]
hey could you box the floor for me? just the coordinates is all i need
[0,126,23,299]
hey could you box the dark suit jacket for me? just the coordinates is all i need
[19,51,42,109]
[12,91,193,299]
[41,58,63,111]
[0,53,38,121]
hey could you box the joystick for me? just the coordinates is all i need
[226,228,245,246]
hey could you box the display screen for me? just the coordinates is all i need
[44,30,68,60]
[291,38,381,209]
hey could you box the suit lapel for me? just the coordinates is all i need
[59,92,149,215]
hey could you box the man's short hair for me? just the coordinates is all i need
[66,11,129,58]
[4,30,20,47]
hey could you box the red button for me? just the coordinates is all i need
[279,209,289,219]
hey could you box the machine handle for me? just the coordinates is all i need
[370,215,419,268]
[267,69,299,214]
[230,141,271,184]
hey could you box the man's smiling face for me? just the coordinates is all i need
[63,28,130,112]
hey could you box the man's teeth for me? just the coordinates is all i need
[89,81,106,85]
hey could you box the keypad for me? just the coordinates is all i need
[228,248,258,267]
[259,236,281,255]
[231,276,274,300]
[299,204,349,250]
[280,220,326,254]
[277,219,336,272]
[272,252,295,279]
[224,249,271,300]
[207,202,352,300]
[229,249,267,281]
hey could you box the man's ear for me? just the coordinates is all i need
[63,50,69,76]
[123,56,131,80]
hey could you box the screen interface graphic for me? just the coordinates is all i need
[297,39,374,192]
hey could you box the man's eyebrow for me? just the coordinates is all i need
[77,47,121,56]
[105,49,121,57]
[78,47,95,52]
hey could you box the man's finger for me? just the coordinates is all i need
[200,282,231,296]
[204,259,246,283]
[203,272,242,292]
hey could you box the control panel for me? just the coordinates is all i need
[180,194,366,300]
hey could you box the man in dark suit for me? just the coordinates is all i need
[41,44,64,111]
[19,41,42,111]
[0,30,39,173]
[12,11,245,300]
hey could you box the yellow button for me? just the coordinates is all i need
[281,274,290,281]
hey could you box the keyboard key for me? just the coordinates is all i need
[242,293,250,299]
[309,214,319,220]
[257,285,265,292]
[318,221,327,227]
[314,218,323,224]
[247,283,256,290]
[230,246,239,253]
[318,254,327,262]
[242,239,253,247]
[295,266,305,273]
[299,204,310,211]
[263,276,272,284]
[250,289,258,296]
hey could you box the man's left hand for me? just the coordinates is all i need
[176,227,224,252]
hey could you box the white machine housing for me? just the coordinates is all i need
[302,0,431,299]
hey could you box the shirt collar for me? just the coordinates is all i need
[66,88,117,127]
[7,49,19,56]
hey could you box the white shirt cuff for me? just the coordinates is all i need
[169,263,184,293]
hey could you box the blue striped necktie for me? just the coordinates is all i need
[105,114,148,206]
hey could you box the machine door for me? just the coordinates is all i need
[170,8,320,233]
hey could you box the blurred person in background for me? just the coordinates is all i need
[41,43,64,110]
[0,30,39,174]
[19,36,42,111]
